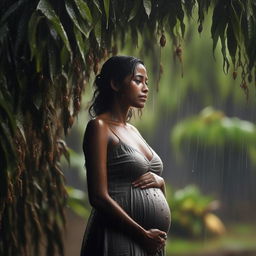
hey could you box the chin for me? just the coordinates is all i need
[136,103,146,109]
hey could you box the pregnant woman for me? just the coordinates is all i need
[81,56,171,256]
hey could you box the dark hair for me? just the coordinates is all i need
[88,56,144,118]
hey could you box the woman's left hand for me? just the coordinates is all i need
[132,172,164,189]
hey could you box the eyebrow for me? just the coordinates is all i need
[134,74,148,80]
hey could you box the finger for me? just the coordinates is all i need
[140,181,155,189]
[159,237,166,246]
[133,177,153,187]
[159,232,167,240]
[160,231,167,236]
[132,173,151,184]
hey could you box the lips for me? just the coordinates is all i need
[139,95,147,100]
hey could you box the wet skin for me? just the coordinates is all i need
[83,64,167,255]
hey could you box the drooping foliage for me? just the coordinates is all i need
[1,0,256,255]
[172,107,256,158]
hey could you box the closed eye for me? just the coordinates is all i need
[134,79,141,85]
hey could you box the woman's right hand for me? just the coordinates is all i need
[140,229,167,255]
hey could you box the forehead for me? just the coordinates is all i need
[134,64,148,78]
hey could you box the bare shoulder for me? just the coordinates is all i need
[86,118,108,132]
[127,123,140,135]
[83,118,110,148]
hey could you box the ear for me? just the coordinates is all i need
[110,80,119,92]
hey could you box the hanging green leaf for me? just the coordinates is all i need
[73,0,93,24]
[47,40,57,81]
[227,23,237,65]
[229,1,243,44]
[0,0,26,24]
[177,2,185,37]
[65,0,91,38]
[14,8,30,54]
[74,27,86,64]
[128,0,141,22]
[28,12,43,60]
[37,0,72,54]
[0,94,16,135]
[103,0,110,28]
[94,19,102,46]
[143,0,152,17]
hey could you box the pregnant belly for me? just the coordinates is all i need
[131,187,171,233]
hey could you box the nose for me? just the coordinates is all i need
[142,82,149,93]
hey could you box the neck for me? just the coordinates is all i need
[107,99,130,125]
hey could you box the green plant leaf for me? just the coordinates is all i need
[0,123,16,168]
[37,0,72,55]
[143,0,152,17]
[0,93,16,135]
[47,40,57,81]
[28,12,43,60]
[73,0,93,24]
[74,27,86,64]
[128,0,141,22]
[14,8,30,54]
[103,0,110,28]
[227,23,237,65]
[94,19,102,46]
[0,0,26,24]
[177,2,185,37]
[65,0,91,38]
[66,186,90,218]
[230,1,243,43]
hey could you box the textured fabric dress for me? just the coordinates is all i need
[81,129,171,256]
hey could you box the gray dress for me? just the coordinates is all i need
[81,129,171,256]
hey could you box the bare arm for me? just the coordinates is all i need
[83,119,166,254]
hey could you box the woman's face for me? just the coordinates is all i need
[119,63,149,109]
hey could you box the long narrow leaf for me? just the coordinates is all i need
[74,27,86,64]
[128,0,141,22]
[73,0,93,24]
[37,0,72,55]
[28,12,43,59]
[0,94,16,135]
[65,0,91,38]
[103,0,110,28]
[143,0,152,17]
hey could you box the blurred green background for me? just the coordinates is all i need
[62,13,256,256]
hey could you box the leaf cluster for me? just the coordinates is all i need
[1,0,256,255]
[166,185,222,238]
[171,107,256,161]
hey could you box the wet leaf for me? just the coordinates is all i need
[94,19,102,46]
[0,0,26,24]
[47,40,57,81]
[65,0,91,38]
[103,0,110,28]
[37,0,72,54]
[73,0,93,24]
[227,23,237,65]
[143,0,152,17]
[74,27,86,64]
[128,0,141,21]
[0,93,16,135]
[28,12,43,60]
